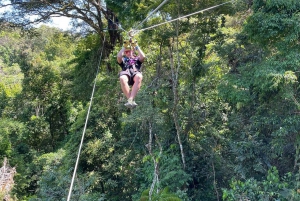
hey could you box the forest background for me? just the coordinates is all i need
[0,0,300,200]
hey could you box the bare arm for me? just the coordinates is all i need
[136,47,146,63]
[117,47,125,64]
[137,47,146,63]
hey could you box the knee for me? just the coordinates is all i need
[119,76,128,85]
[134,74,143,82]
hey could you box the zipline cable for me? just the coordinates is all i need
[132,0,170,31]
[134,1,232,34]
[66,35,106,201]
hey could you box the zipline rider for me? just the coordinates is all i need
[117,40,145,108]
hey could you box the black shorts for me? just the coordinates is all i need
[119,68,142,86]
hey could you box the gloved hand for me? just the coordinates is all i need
[131,40,139,50]
[123,40,131,50]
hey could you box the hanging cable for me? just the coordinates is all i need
[132,0,170,31]
[66,35,106,201]
[134,1,232,34]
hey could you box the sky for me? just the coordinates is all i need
[0,1,71,31]
[47,16,72,31]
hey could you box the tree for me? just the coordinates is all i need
[215,0,300,185]
[0,0,122,57]
[223,167,300,201]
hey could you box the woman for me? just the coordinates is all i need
[117,40,146,108]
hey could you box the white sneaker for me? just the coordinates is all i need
[131,101,138,108]
[124,101,133,108]
[124,99,134,108]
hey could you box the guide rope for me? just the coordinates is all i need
[66,35,106,201]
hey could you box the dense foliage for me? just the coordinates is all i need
[0,0,300,200]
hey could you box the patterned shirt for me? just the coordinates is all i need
[119,57,142,71]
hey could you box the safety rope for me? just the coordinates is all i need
[133,1,232,34]
[66,35,106,201]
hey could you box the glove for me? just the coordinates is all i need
[131,40,139,50]
[123,40,131,50]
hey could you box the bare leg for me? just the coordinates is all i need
[129,73,143,100]
[119,75,131,99]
